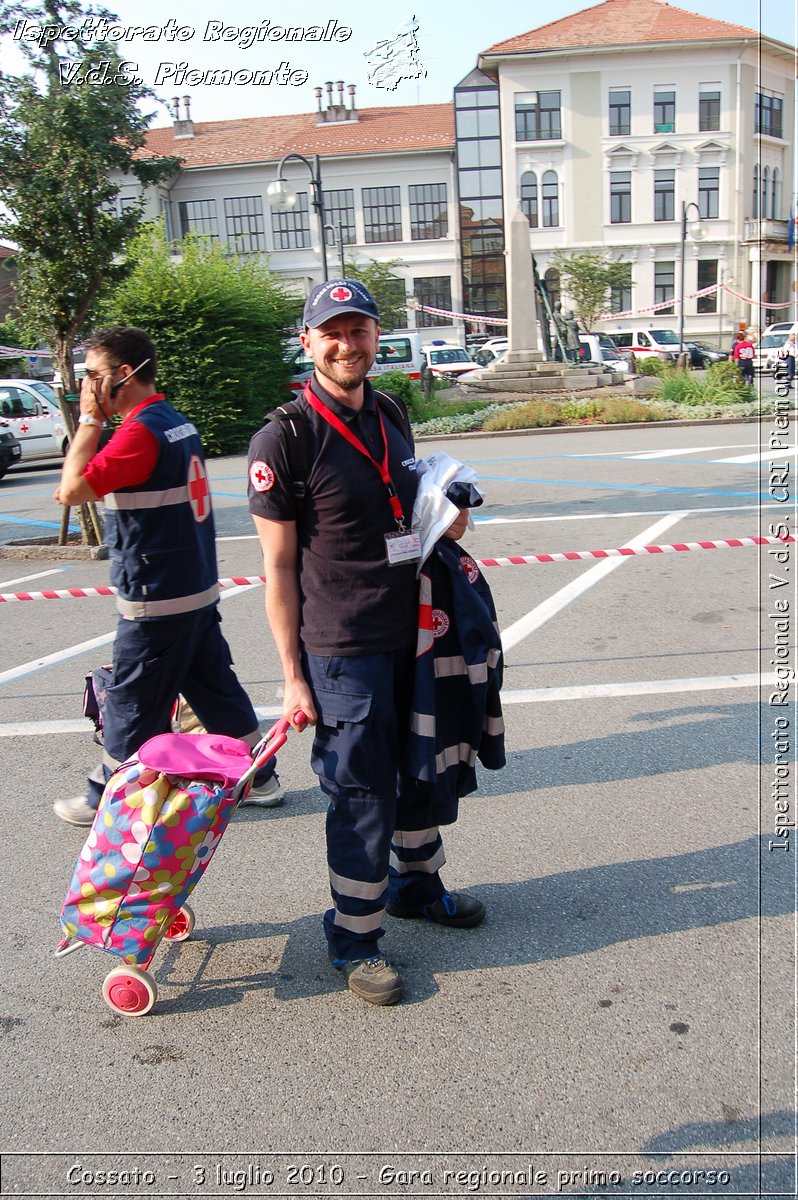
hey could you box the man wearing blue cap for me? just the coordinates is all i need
[247,279,484,1005]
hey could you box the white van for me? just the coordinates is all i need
[602,327,685,362]
[0,379,68,461]
[288,331,424,392]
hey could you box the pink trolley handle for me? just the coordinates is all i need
[233,710,308,802]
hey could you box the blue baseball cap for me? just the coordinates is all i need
[303,279,380,328]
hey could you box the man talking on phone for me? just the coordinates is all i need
[53,326,281,825]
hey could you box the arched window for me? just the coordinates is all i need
[772,168,781,220]
[753,165,759,217]
[542,170,559,227]
[520,171,538,228]
[762,166,770,219]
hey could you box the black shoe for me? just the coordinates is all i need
[329,955,404,1005]
[386,891,485,928]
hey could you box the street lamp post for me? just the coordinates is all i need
[323,218,347,278]
[678,200,706,352]
[266,152,329,282]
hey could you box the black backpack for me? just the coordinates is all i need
[266,388,412,507]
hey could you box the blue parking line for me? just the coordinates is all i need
[476,474,767,499]
[0,515,80,531]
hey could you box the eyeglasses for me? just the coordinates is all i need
[85,364,122,382]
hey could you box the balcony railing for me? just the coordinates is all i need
[743,218,790,242]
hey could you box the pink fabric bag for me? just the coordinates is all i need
[58,727,287,969]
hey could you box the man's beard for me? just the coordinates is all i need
[317,356,370,391]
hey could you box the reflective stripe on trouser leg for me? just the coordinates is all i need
[388,788,448,909]
[303,648,414,960]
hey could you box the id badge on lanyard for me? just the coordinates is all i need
[303,384,421,566]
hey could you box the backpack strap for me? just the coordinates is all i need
[266,399,310,504]
[266,389,412,511]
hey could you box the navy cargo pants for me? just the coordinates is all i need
[86,605,271,809]
[304,646,447,962]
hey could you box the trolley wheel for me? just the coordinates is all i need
[164,903,195,942]
[102,966,157,1017]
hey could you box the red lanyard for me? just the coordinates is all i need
[302,383,406,528]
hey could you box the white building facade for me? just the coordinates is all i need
[127,1,794,348]
[475,0,795,342]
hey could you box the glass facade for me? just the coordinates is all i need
[455,69,506,318]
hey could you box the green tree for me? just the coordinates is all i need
[550,250,633,331]
[343,257,408,331]
[100,225,300,455]
[0,0,181,394]
[0,315,27,377]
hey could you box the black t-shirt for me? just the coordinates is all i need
[247,378,419,655]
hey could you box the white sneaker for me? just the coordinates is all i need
[240,773,285,808]
[53,796,97,826]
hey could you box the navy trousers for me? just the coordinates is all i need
[86,605,265,808]
[304,647,447,961]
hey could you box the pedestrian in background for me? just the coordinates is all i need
[53,326,282,826]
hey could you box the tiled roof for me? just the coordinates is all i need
[142,103,454,169]
[483,0,760,55]
[0,244,15,259]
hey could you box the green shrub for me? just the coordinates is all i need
[636,357,667,376]
[655,363,754,407]
[559,398,605,422]
[482,400,561,430]
[377,370,421,410]
[597,397,673,423]
[100,225,299,455]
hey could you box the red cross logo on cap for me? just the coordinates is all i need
[330,285,353,303]
[187,454,211,522]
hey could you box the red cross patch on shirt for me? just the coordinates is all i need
[187,454,211,522]
[249,460,275,492]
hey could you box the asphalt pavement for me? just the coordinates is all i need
[0,414,794,1198]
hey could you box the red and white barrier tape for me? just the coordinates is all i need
[0,535,791,602]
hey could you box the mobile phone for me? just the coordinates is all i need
[109,357,151,396]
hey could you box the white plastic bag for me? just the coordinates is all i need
[411,451,484,569]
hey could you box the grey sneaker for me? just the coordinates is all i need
[330,955,404,1005]
[240,773,285,808]
[53,796,97,826]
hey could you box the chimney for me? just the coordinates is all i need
[173,95,195,139]
[315,81,359,124]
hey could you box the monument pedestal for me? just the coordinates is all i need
[462,355,622,394]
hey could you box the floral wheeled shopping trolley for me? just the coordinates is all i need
[56,720,295,1016]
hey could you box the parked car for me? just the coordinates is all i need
[603,326,686,362]
[287,331,425,391]
[752,331,789,373]
[0,425,22,480]
[554,333,630,372]
[686,340,728,367]
[472,340,508,366]
[0,379,69,461]
[421,341,478,381]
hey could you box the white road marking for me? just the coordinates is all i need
[0,703,285,737]
[712,448,798,464]
[501,674,761,704]
[0,677,761,737]
[626,444,755,460]
[0,631,116,686]
[0,584,255,686]
[0,568,63,588]
[477,502,784,525]
[500,512,687,651]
